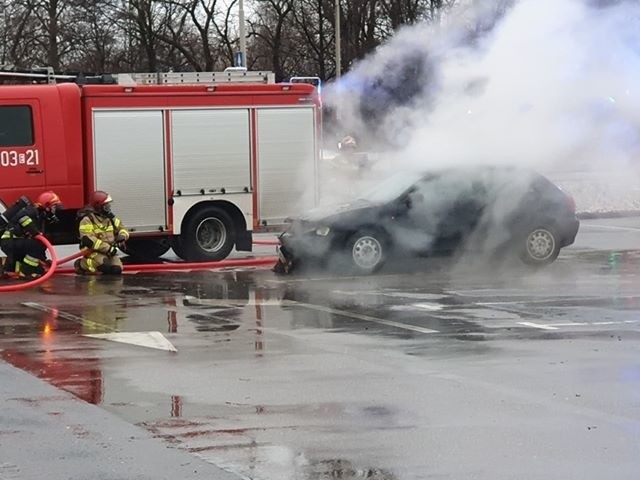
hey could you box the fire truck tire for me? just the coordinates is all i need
[120,237,171,260]
[182,206,235,262]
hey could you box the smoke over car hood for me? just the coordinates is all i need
[296,199,381,227]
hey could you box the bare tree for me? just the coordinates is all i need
[125,0,164,71]
[64,0,123,72]
[289,0,333,79]
[248,0,294,80]
[0,0,478,78]
[0,0,39,66]
[156,0,238,71]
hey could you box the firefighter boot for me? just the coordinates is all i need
[97,264,110,274]
[108,265,123,275]
[97,264,122,275]
[18,255,45,279]
[2,257,16,278]
[74,259,86,275]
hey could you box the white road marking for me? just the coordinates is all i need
[476,297,593,306]
[184,295,283,306]
[518,322,559,330]
[412,303,445,311]
[85,332,177,352]
[581,223,640,232]
[546,320,639,327]
[383,293,447,300]
[543,322,589,327]
[519,320,640,330]
[449,308,521,320]
[284,301,438,334]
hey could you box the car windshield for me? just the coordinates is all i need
[359,171,421,204]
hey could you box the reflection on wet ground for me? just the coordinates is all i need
[1,250,640,478]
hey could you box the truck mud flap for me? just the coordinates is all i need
[236,230,253,252]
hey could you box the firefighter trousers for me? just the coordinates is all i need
[0,237,46,277]
[76,251,123,275]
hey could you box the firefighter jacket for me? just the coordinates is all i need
[78,208,129,255]
[0,205,45,240]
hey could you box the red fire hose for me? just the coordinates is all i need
[54,256,278,274]
[0,237,280,290]
[57,249,89,266]
[253,239,279,246]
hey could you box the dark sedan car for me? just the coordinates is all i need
[276,166,580,274]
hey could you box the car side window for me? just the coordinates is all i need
[415,174,472,205]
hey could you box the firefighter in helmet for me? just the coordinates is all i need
[333,135,371,172]
[74,191,129,275]
[0,191,63,278]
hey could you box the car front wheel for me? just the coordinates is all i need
[520,227,560,266]
[346,230,387,274]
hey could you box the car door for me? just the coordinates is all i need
[391,174,449,254]
[414,172,485,253]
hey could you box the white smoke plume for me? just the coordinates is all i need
[324,0,640,214]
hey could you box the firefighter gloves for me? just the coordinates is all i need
[80,236,94,249]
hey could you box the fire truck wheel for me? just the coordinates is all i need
[120,237,171,260]
[183,206,235,261]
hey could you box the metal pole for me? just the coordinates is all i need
[335,0,341,79]
[239,0,247,67]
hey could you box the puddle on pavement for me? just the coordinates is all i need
[135,399,402,480]
[186,313,240,332]
[302,459,397,480]
[3,263,640,479]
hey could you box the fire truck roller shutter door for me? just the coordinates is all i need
[93,110,167,233]
[171,109,251,196]
[257,107,317,225]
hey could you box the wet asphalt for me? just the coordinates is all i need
[2,218,640,479]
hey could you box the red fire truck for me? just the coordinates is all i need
[0,68,321,261]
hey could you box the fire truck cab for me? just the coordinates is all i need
[0,69,321,261]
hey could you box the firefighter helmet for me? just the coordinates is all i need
[35,191,62,211]
[35,191,63,223]
[90,190,114,216]
[339,135,358,150]
[90,190,112,209]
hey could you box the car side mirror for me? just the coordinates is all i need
[406,192,424,208]
[399,192,423,212]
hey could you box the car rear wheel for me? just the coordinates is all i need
[520,227,560,266]
[346,230,387,274]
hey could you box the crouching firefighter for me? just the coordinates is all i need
[0,192,63,278]
[74,191,129,275]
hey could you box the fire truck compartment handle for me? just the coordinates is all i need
[26,169,44,174]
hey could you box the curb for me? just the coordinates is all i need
[577,211,640,220]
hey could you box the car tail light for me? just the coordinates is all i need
[565,192,576,213]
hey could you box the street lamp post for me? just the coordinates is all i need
[239,0,247,67]
[335,0,341,79]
